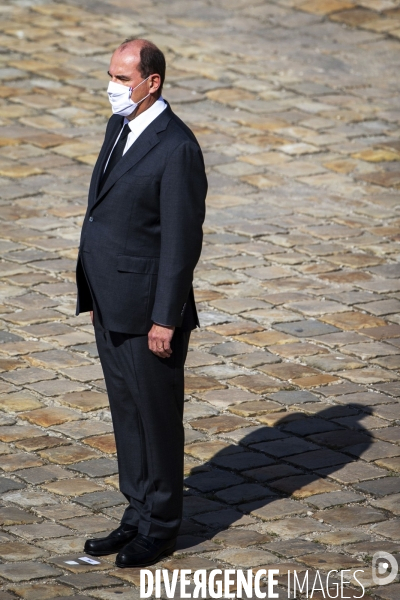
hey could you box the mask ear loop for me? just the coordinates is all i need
[136,92,151,106]
[130,76,153,107]
[131,75,151,94]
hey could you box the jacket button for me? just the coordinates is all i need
[89,216,93,222]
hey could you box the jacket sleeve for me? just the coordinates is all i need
[151,140,207,327]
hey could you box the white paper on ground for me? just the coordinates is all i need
[79,556,101,564]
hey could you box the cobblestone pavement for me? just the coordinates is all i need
[0,0,400,598]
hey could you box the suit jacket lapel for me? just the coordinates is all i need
[94,128,159,206]
[91,105,172,209]
[89,116,124,207]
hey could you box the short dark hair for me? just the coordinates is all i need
[120,38,166,94]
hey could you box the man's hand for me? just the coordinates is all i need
[90,311,94,326]
[148,324,175,358]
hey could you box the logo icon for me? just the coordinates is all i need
[372,551,398,586]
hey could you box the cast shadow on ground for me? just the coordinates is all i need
[182,403,373,539]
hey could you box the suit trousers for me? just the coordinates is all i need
[93,304,190,539]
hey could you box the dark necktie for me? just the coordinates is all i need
[100,123,130,190]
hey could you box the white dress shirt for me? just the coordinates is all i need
[104,96,167,172]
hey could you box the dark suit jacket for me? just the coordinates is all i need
[75,103,207,335]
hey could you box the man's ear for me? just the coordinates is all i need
[149,74,161,93]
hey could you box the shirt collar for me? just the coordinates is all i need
[124,96,167,130]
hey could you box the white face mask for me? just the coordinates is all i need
[107,77,150,117]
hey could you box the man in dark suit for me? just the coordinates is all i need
[75,38,207,567]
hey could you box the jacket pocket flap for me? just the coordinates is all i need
[117,255,159,274]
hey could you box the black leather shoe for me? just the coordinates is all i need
[115,533,176,567]
[84,524,138,556]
